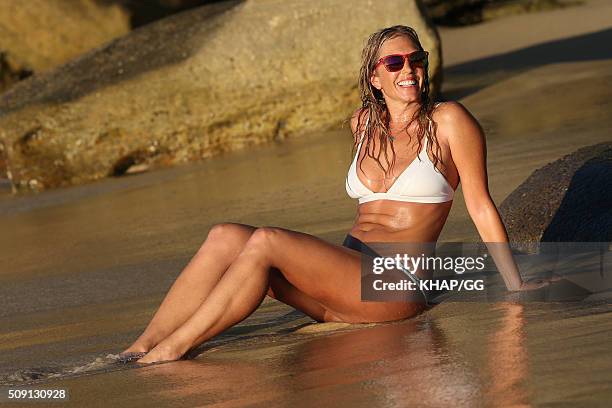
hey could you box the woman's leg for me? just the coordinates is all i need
[138,227,425,363]
[122,223,257,354]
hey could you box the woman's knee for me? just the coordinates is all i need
[200,223,256,255]
[247,227,282,248]
[237,227,283,261]
[206,223,255,242]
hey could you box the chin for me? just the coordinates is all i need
[397,94,421,104]
[394,87,420,100]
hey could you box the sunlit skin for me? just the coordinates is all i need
[124,34,555,364]
[350,36,458,244]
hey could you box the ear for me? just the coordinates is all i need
[370,71,382,90]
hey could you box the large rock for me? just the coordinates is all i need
[500,142,612,252]
[0,0,130,94]
[0,0,441,192]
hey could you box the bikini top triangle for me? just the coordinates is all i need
[345,110,455,204]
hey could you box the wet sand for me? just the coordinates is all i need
[1,1,612,406]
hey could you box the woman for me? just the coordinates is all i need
[122,25,555,364]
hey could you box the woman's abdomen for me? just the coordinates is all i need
[349,200,452,243]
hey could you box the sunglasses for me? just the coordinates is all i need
[374,50,429,72]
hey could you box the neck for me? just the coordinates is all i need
[386,100,421,124]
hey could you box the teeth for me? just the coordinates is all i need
[398,80,417,86]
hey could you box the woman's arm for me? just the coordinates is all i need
[440,102,552,291]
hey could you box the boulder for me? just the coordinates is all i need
[0,0,130,94]
[500,142,612,252]
[0,0,441,192]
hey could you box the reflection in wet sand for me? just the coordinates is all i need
[486,303,530,407]
[137,319,485,406]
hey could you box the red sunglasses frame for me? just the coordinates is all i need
[374,51,429,72]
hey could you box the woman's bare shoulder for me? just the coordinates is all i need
[432,101,484,141]
[433,101,480,127]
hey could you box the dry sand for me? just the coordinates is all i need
[0,0,611,406]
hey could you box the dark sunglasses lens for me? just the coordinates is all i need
[409,51,427,65]
[383,55,405,72]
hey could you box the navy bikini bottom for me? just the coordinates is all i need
[342,234,431,305]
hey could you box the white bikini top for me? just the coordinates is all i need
[345,114,456,204]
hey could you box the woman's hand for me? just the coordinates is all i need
[514,274,563,291]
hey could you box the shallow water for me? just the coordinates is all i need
[1,121,611,406]
[2,302,611,407]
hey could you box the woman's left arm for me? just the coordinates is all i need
[440,102,553,291]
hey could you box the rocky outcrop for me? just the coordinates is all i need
[0,0,130,94]
[0,0,441,192]
[500,142,612,252]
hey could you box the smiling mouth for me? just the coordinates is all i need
[397,79,418,87]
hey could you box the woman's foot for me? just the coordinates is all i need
[120,336,159,355]
[120,346,148,355]
[116,352,148,363]
[136,337,190,364]
[117,339,155,362]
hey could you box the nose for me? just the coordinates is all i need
[401,57,415,74]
